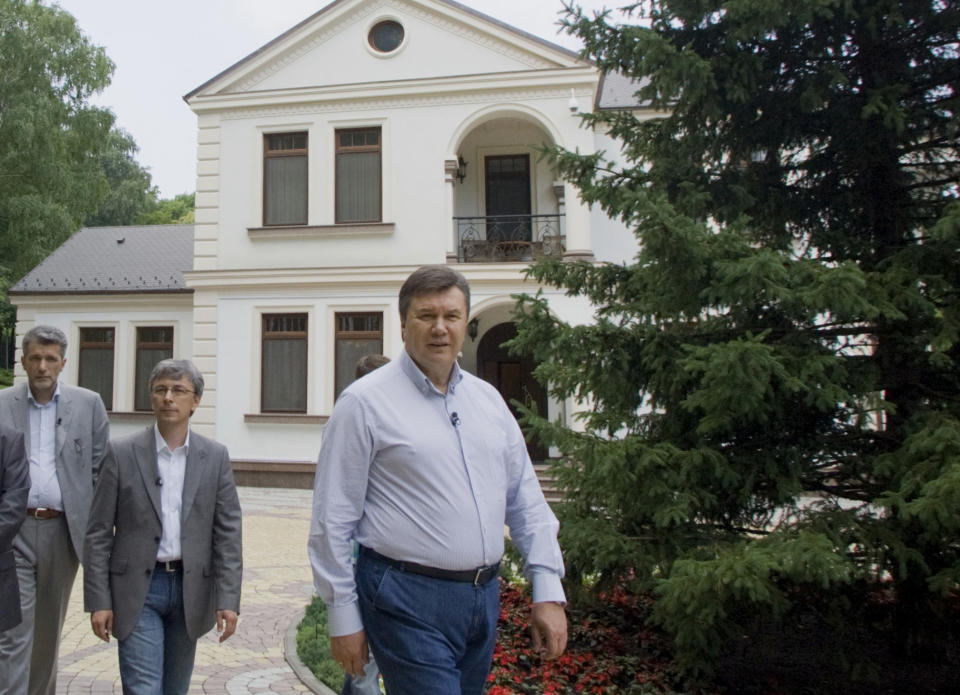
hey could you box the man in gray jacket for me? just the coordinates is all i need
[0,423,29,633]
[84,359,242,695]
[0,326,109,695]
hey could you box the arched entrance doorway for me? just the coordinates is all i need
[476,322,548,462]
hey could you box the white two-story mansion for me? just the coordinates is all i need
[10,0,647,487]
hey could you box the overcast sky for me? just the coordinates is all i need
[53,0,620,198]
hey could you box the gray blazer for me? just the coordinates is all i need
[83,426,243,641]
[0,382,109,563]
[0,423,30,632]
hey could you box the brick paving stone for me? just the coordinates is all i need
[50,487,317,694]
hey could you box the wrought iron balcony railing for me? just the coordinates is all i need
[454,214,565,263]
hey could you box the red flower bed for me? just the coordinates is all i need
[488,580,690,694]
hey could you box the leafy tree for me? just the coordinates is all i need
[512,0,960,677]
[0,0,161,346]
[84,128,157,227]
[0,0,114,282]
[136,192,195,225]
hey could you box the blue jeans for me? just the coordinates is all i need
[356,553,499,695]
[117,569,197,695]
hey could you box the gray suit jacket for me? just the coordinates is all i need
[0,382,109,563]
[0,423,30,631]
[83,426,243,641]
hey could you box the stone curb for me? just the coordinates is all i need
[283,607,338,695]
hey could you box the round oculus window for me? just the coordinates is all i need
[368,20,404,53]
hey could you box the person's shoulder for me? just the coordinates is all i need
[459,370,504,399]
[60,383,106,406]
[190,430,229,458]
[60,382,101,399]
[343,358,403,399]
[0,382,25,404]
[111,427,153,451]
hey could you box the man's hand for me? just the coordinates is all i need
[531,601,567,660]
[90,610,114,643]
[331,629,369,678]
[216,609,239,643]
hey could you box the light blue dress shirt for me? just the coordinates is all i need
[309,348,565,637]
[27,383,62,510]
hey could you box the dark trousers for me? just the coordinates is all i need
[356,552,499,695]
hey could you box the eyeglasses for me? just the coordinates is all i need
[151,385,195,398]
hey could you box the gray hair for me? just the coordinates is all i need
[148,359,204,398]
[398,265,470,321]
[22,325,68,357]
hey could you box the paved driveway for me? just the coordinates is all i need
[54,487,317,694]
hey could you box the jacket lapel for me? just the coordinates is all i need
[180,436,205,525]
[55,385,71,458]
[134,428,163,523]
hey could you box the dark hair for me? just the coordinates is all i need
[355,354,390,378]
[148,359,204,398]
[22,325,67,357]
[398,265,470,321]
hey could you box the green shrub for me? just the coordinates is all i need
[0,368,12,388]
[296,596,344,690]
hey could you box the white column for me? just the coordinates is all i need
[562,182,594,261]
[444,158,459,264]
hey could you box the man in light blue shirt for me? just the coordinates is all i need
[309,266,567,694]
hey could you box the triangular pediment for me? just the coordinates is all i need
[186,0,585,100]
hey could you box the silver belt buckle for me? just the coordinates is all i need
[473,566,487,586]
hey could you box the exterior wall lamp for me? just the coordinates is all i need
[456,155,468,183]
[467,318,479,341]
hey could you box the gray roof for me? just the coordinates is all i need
[10,225,194,295]
[597,71,651,109]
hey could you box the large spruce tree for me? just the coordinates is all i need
[512,0,960,676]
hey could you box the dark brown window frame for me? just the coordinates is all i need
[335,127,382,224]
[134,326,174,412]
[78,326,115,411]
[261,313,309,414]
[263,131,308,227]
[334,312,383,400]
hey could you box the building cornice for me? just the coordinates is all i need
[189,70,598,116]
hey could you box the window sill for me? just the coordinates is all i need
[247,223,395,240]
[244,413,329,425]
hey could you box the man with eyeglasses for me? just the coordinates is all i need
[83,359,242,695]
[0,325,109,695]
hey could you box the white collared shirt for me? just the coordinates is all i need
[154,423,189,562]
[27,383,62,510]
[309,348,566,636]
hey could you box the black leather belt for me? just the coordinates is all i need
[155,560,182,572]
[360,546,499,586]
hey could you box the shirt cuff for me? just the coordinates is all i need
[326,601,364,637]
[530,571,566,605]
